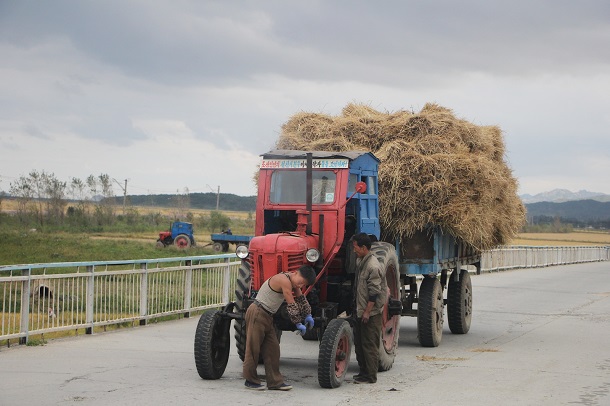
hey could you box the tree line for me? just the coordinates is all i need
[0,171,255,233]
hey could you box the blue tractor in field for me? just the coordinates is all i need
[156,221,195,249]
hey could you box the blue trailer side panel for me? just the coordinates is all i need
[398,227,480,275]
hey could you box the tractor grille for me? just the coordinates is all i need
[286,253,303,272]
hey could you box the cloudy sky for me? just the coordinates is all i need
[1,1,609,198]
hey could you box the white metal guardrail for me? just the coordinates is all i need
[1,255,240,345]
[1,246,608,345]
[480,245,609,272]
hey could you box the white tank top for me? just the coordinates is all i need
[255,274,289,314]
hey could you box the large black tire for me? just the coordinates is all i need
[194,310,231,380]
[447,269,472,334]
[317,319,353,388]
[174,234,191,249]
[370,241,401,371]
[233,260,251,361]
[417,276,444,347]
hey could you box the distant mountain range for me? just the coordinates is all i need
[520,189,610,203]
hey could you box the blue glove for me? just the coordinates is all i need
[304,314,315,329]
[295,322,307,335]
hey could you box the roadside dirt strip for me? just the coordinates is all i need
[1,261,609,405]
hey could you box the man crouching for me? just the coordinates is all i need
[243,265,316,391]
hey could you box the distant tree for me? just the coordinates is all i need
[8,170,67,227]
[171,187,190,220]
[207,210,231,232]
[87,174,115,226]
[44,174,67,225]
[66,177,89,226]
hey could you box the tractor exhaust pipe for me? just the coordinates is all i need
[306,153,313,235]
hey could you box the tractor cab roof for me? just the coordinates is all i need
[262,149,379,163]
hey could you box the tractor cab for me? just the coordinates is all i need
[245,150,380,302]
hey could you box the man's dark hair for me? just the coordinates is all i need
[352,232,372,250]
[298,265,317,285]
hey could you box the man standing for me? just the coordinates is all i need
[243,265,316,391]
[352,233,387,384]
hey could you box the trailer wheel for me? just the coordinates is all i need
[447,269,472,334]
[418,276,444,347]
[212,242,223,252]
[174,234,191,249]
[318,319,352,388]
[194,310,231,380]
[371,242,401,371]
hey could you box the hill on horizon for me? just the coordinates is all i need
[521,189,610,203]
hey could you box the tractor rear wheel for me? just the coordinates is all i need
[194,310,231,379]
[417,276,444,347]
[371,241,401,371]
[174,234,191,249]
[318,318,352,388]
[233,260,251,361]
[447,269,472,334]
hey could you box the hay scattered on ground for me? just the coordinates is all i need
[276,102,525,250]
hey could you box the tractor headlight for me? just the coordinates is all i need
[305,248,320,263]
[236,245,249,259]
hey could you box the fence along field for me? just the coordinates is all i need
[2,245,609,346]
[1,255,240,345]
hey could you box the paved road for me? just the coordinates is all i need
[1,261,609,406]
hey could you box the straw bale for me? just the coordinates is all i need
[276,102,525,250]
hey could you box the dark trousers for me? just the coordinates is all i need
[353,313,382,382]
[242,304,284,387]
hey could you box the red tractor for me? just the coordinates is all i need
[194,150,478,387]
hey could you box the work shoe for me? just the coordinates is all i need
[268,383,293,391]
[353,376,374,384]
[245,380,265,390]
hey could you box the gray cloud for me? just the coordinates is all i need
[0,1,609,195]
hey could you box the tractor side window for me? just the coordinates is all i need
[348,173,358,194]
[270,170,337,204]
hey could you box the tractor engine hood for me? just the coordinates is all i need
[248,232,319,287]
[250,232,318,255]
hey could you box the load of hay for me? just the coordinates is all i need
[276,102,525,251]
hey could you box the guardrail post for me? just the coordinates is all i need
[86,265,94,334]
[184,260,192,318]
[222,258,231,304]
[19,268,31,345]
[139,263,148,326]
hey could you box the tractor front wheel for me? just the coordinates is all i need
[194,310,231,379]
[318,318,352,388]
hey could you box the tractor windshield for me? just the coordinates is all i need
[270,170,337,204]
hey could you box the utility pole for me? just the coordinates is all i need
[206,184,220,210]
[112,178,128,214]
